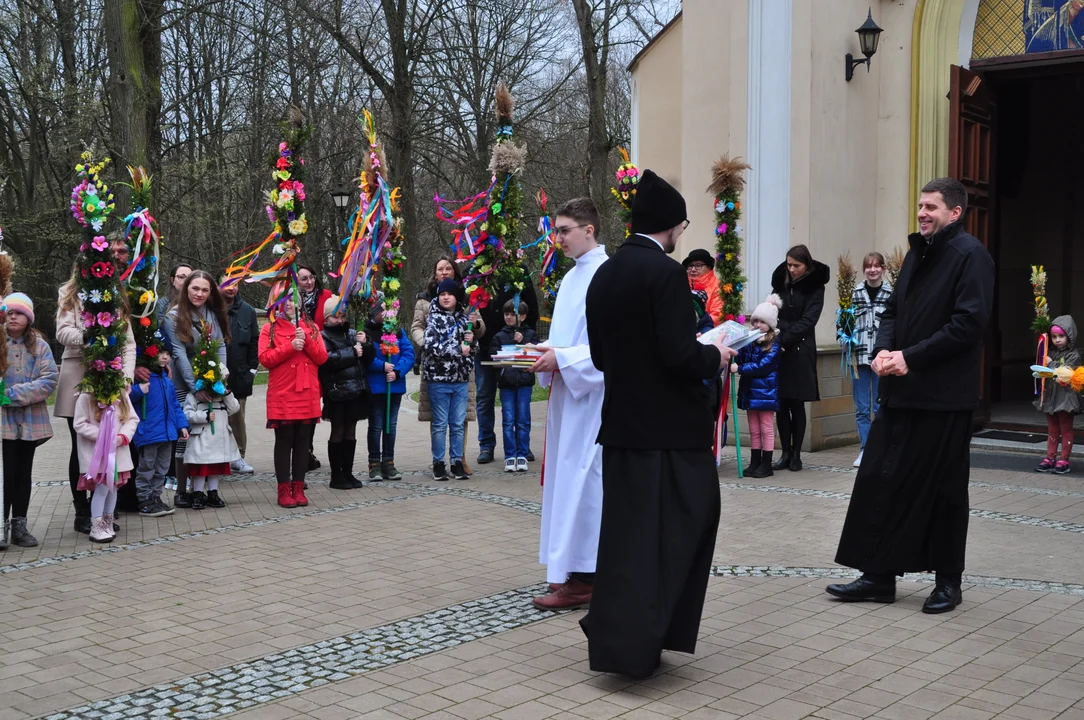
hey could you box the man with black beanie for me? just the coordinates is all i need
[582,169,736,679]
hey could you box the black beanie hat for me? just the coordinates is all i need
[630,169,687,235]
[682,248,715,270]
[436,278,464,304]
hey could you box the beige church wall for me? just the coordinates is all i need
[675,0,748,262]
[790,2,917,341]
[630,15,683,214]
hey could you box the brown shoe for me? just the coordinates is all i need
[548,583,564,593]
[532,579,592,610]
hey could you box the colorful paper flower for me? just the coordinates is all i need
[91,236,108,252]
[97,312,113,328]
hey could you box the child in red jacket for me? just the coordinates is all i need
[259,294,329,508]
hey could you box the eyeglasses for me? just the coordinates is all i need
[555,224,588,237]
[682,219,691,230]
[686,263,708,271]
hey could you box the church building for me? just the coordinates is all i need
[630,0,1084,448]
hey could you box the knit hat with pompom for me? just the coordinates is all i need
[750,294,783,331]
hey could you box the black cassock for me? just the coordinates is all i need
[580,447,720,678]
[583,234,722,678]
[835,408,971,575]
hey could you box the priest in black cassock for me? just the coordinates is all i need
[582,170,735,679]
[828,177,995,614]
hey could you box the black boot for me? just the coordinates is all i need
[174,472,192,508]
[328,442,352,489]
[771,449,791,471]
[746,449,762,477]
[343,439,363,488]
[751,451,774,478]
[789,446,803,472]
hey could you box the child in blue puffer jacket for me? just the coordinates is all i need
[365,305,415,482]
[730,295,782,479]
[129,349,189,516]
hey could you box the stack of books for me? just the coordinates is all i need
[486,345,546,367]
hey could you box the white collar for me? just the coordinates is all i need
[634,233,665,251]
[573,244,607,264]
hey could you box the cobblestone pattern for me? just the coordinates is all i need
[41,584,562,720]
[710,565,1084,596]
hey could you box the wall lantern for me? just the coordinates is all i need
[329,185,352,212]
[845,8,883,82]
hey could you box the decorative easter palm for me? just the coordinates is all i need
[191,321,226,434]
[435,83,527,312]
[836,253,858,379]
[708,155,752,322]
[223,106,311,321]
[610,148,640,238]
[530,189,569,305]
[120,166,167,367]
[71,153,128,407]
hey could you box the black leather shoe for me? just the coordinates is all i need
[173,492,192,509]
[922,584,962,614]
[789,452,803,472]
[74,516,92,535]
[477,449,494,464]
[771,453,791,471]
[826,575,896,603]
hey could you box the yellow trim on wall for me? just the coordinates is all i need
[911,0,966,233]
[908,0,926,234]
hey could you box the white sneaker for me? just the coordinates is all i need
[516,457,528,472]
[853,451,864,468]
[504,458,517,473]
[231,458,255,474]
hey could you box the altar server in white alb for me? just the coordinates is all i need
[529,197,609,611]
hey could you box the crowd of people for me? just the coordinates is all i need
[0,171,1006,682]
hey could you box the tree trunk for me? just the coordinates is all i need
[571,0,611,205]
[104,0,162,192]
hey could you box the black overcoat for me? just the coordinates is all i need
[582,234,722,678]
[771,260,830,402]
[835,221,995,575]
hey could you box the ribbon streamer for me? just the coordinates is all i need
[86,404,119,487]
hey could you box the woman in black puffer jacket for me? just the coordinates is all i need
[770,244,830,472]
[319,295,375,489]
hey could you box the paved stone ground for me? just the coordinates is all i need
[2,376,1084,719]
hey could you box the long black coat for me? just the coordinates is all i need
[226,296,259,399]
[582,234,723,678]
[318,325,375,402]
[771,260,830,401]
[586,235,722,450]
[875,222,995,411]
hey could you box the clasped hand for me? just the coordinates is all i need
[872,350,908,377]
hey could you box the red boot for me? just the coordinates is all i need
[292,481,310,507]
[277,482,297,508]
[532,579,592,610]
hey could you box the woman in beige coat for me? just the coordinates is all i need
[55,272,137,534]
[412,256,484,473]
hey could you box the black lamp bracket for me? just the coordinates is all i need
[845,53,870,82]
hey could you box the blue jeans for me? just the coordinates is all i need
[429,382,468,463]
[499,386,533,459]
[853,364,880,449]
[367,392,403,461]
[475,357,497,453]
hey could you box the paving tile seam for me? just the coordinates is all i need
[39,584,568,720]
[709,565,1084,596]
[0,494,427,575]
[33,566,1084,720]
[718,482,1084,533]
[8,478,1079,575]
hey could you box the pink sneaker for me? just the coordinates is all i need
[1036,457,1055,473]
[1054,460,1071,475]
